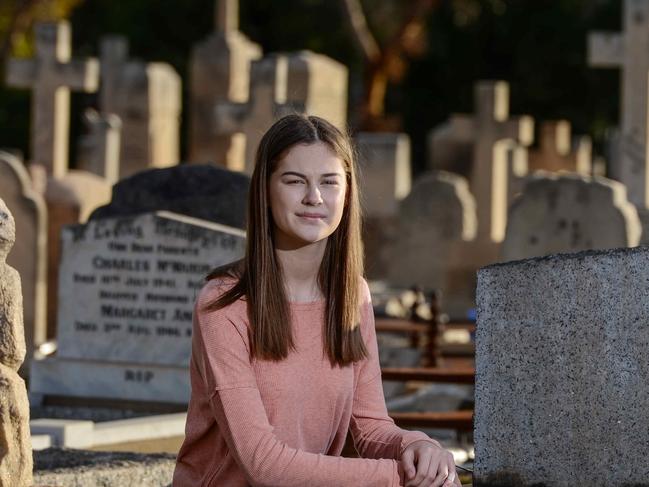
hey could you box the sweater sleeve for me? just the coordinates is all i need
[349,282,442,460]
[193,281,403,487]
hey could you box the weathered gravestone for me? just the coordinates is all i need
[188,0,262,168]
[95,35,181,179]
[427,81,534,242]
[77,109,122,184]
[356,132,411,219]
[528,120,592,175]
[0,198,33,486]
[44,171,112,339]
[502,172,641,262]
[475,247,649,486]
[30,211,245,403]
[0,151,47,366]
[387,171,478,318]
[5,21,99,179]
[589,0,649,207]
[214,52,348,174]
[355,133,411,280]
[90,164,250,230]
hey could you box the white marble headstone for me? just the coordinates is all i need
[30,211,245,403]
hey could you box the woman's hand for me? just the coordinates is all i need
[400,440,462,486]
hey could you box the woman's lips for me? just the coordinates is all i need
[296,213,326,220]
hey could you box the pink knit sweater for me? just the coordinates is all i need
[173,277,440,486]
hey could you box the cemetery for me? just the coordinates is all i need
[0,0,648,486]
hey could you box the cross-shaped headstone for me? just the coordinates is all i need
[589,0,649,207]
[528,121,592,175]
[214,55,293,173]
[216,0,239,33]
[6,21,99,179]
[95,35,181,178]
[445,81,534,242]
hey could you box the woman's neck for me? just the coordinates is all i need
[275,240,326,303]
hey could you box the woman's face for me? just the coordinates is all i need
[268,142,347,249]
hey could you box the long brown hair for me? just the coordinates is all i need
[205,114,368,367]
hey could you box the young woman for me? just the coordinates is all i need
[173,115,461,487]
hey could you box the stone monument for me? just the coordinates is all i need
[96,35,181,178]
[502,172,642,262]
[188,0,263,167]
[588,0,649,207]
[5,21,99,179]
[475,246,649,486]
[0,198,33,486]
[30,211,246,403]
[0,151,47,367]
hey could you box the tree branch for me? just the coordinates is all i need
[337,0,381,63]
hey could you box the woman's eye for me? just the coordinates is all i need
[286,179,303,184]
[323,180,338,185]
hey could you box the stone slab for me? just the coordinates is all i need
[30,357,190,404]
[92,412,186,447]
[30,418,94,448]
[502,172,641,262]
[31,434,52,451]
[475,247,649,486]
[55,211,245,365]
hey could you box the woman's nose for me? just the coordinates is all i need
[303,184,323,205]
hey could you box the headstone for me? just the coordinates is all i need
[428,81,534,242]
[427,116,474,178]
[214,51,348,174]
[90,164,250,230]
[502,172,641,262]
[588,0,649,207]
[0,151,48,367]
[98,36,181,178]
[188,0,262,166]
[475,247,649,486]
[528,120,592,174]
[355,132,411,218]
[0,198,33,486]
[387,171,479,317]
[5,21,99,178]
[77,109,122,184]
[30,211,246,403]
[44,171,112,338]
[214,55,290,173]
[285,51,348,130]
[639,207,649,245]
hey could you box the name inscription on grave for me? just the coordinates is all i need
[57,213,245,366]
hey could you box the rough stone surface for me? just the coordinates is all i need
[0,151,48,365]
[33,448,175,487]
[0,198,33,487]
[90,164,250,229]
[475,247,649,486]
[502,172,641,262]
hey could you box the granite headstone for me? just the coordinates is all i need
[476,247,649,486]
